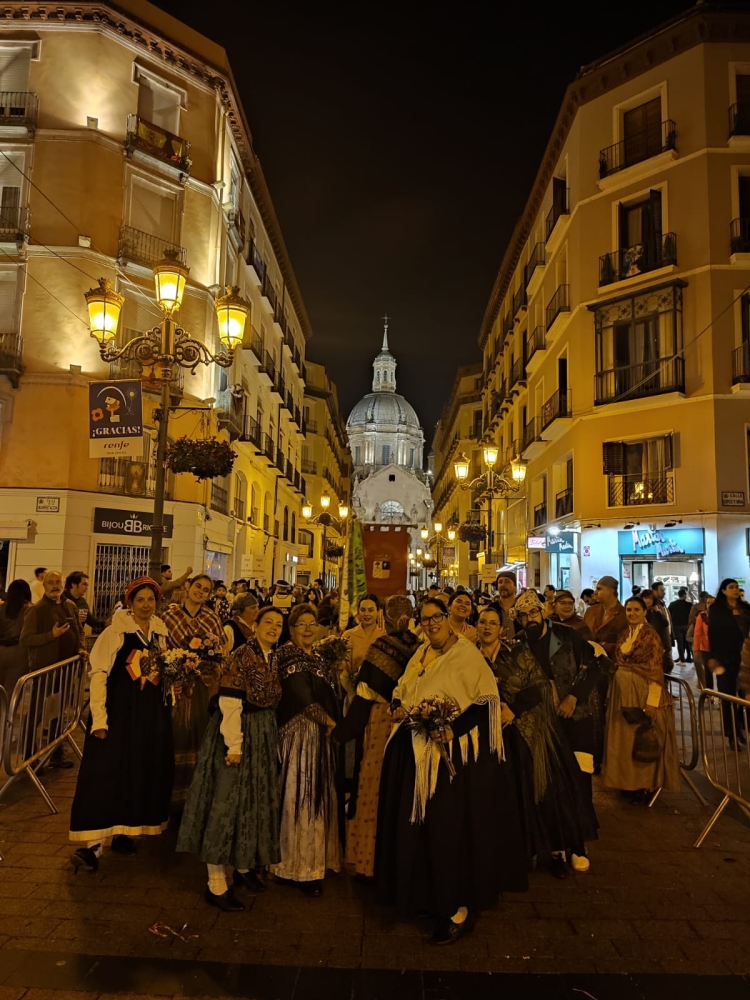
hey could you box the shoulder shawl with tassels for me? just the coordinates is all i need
[275,641,340,730]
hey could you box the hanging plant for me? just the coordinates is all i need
[166,436,236,481]
[422,558,437,569]
[458,521,487,543]
[326,544,345,560]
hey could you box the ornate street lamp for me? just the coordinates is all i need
[84,256,250,582]
[303,494,349,589]
[453,444,526,567]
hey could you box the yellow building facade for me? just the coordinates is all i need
[479,5,750,601]
[431,364,483,589]
[0,0,345,614]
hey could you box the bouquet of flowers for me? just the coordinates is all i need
[312,634,349,667]
[403,696,461,778]
[186,632,225,677]
[151,648,202,703]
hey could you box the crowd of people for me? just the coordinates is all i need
[1,564,750,945]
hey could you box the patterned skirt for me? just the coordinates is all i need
[346,701,391,876]
[176,706,280,869]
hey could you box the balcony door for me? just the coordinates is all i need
[613,311,660,397]
[129,180,175,244]
[0,47,31,92]
[619,190,662,276]
[623,97,662,168]
[137,75,181,134]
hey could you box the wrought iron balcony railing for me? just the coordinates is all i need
[546,190,569,241]
[511,358,526,391]
[732,342,750,384]
[118,226,187,269]
[211,483,228,515]
[599,233,677,286]
[595,356,684,405]
[533,501,548,527]
[523,416,541,452]
[240,413,262,446]
[513,285,527,317]
[608,473,674,507]
[525,326,546,365]
[216,389,244,441]
[262,434,275,463]
[599,119,676,178]
[0,333,23,388]
[126,115,191,172]
[729,103,750,138]
[0,205,29,242]
[541,389,571,431]
[731,218,750,254]
[524,242,545,287]
[246,238,266,280]
[546,284,570,331]
[301,458,317,475]
[261,272,278,313]
[556,487,573,518]
[0,92,38,128]
[108,355,184,397]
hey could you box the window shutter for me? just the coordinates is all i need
[0,271,18,335]
[603,441,625,475]
[0,48,31,91]
[663,433,674,471]
[618,201,630,252]
[649,189,663,265]
[743,294,750,345]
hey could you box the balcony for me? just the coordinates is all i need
[513,285,527,320]
[545,190,569,244]
[246,238,265,284]
[599,233,677,286]
[240,413,262,447]
[98,457,165,499]
[216,389,244,441]
[595,356,684,405]
[525,326,546,373]
[729,104,750,138]
[522,416,541,453]
[246,331,264,363]
[0,91,38,130]
[261,433,275,464]
[108,356,183,401]
[533,501,548,528]
[0,334,23,388]
[546,284,570,338]
[301,458,317,475]
[275,451,286,475]
[258,351,276,386]
[211,483,228,515]
[126,115,191,173]
[608,473,674,507]
[556,488,573,518]
[731,218,750,255]
[599,120,676,179]
[260,272,278,314]
[524,242,545,292]
[541,389,571,438]
[504,440,522,465]
[118,226,187,269]
[502,312,514,342]
[306,419,319,434]
[0,205,29,244]
[510,358,526,394]
[285,459,295,483]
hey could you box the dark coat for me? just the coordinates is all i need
[583,601,628,658]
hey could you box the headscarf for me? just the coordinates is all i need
[125,576,161,604]
[384,595,412,629]
[510,589,545,619]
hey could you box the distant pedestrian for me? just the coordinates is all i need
[0,580,32,693]
[30,567,46,604]
[692,596,714,689]
[668,587,693,664]
[224,593,259,651]
[708,579,750,747]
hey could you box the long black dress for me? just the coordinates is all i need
[69,631,174,842]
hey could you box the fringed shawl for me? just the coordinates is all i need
[220,638,281,709]
[275,642,340,730]
[615,623,665,686]
[358,629,421,702]
[491,639,559,803]
[393,635,503,823]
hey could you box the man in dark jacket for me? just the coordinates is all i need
[62,571,104,634]
[669,587,693,664]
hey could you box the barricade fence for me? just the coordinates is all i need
[649,673,707,809]
[695,688,750,848]
[0,655,86,816]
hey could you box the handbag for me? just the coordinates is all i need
[632,720,662,763]
[621,706,649,725]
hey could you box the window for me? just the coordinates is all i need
[618,190,664,274]
[382,444,391,465]
[354,445,361,465]
[592,282,685,404]
[409,448,414,468]
[731,76,750,136]
[0,47,31,91]
[380,500,405,520]
[298,528,314,558]
[250,483,260,525]
[0,269,18,335]
[283,506,289,542]
[623,97,662,167]
[137,73,181,133]
[263,492,272,532]
[604,435,674,506]
[129,180,175,241]
[0,153,22,236]
[291,512,296,545]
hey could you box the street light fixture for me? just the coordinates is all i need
[453,446,527,567]
[420,527,429,541]
[447,528,456,542]
[303,494,349,589]
[84,256,250,582]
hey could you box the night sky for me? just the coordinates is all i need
[156,0,691,441]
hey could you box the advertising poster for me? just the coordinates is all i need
[89,380,144,459]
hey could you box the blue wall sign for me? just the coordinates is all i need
[617,528,704,557]
[546,532,577,554]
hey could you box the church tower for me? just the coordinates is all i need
[371,317,397,392]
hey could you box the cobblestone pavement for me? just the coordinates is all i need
[3,687,750,997]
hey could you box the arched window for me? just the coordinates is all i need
[283,506,289,542]
[233,472,247,521]
[380,499,405,521]
[250,483,260,525]
[264,492,272,532]
[291,511,296,544]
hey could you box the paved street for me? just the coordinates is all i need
[3,713,750,1000]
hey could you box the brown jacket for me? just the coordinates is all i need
[584,601,628,658]
[20,596,82,670]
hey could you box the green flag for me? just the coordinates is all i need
[339,519,367,630]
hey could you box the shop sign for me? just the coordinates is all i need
[617,527,704,557]
[94,507,173,538]
[722,491,746,507]
[527,536,546,550]
[545,532,577,554]
[583,545,591,557]
[240,554,254,576]
[480,564,497,583]
[88,380,143,459]
[36,496,59,513]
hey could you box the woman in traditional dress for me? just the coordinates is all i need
[177,607,284,911]
[224,593,259,652]
[376,599,527,944]
[477,597,599,878]
[270,603,341,896]
[69,577,173,872]
[162,575,229,805]
[332,595,420,879]
[447,590,477,643]
[602,595,681,802]
[340,594,385,699]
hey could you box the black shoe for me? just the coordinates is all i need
[48,748,74,769]
[70,847,99,873]
[233,869,265,892]
[737,729,747,746]
[299,880,323,897]
[111,834,137,856]
[431,914,472,945]
[204,887,245,912]
[550,855,568,879]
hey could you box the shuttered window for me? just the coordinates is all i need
[0,48,31,91]
[0,270,18,335]
[129,180,175,241]
[137,76,180,133]
[603,434,674,475]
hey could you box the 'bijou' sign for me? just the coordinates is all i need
[94,507,174,538]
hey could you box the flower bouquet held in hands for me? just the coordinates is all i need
[312,634,351,697]
[403,696,461,778]
[186,632,225,677]
[151,648,202,704]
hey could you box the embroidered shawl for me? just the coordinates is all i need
[615,623,665,686]
[275,641,340,730]
[220,637,281,709]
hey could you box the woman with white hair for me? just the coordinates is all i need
[225,592,259,651]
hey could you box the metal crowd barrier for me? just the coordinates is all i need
[0,655,86,816]
[649,673,707,808]
[694,688,750,848]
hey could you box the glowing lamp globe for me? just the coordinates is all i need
[447,528,456,541]
[84,278,124,345]
[302,502,313,519]
[320,491,331,509]
[453,452,470,481]
[154,250,189,315]
[215,286,249,351]
[338,503,349,519]
[420,528,429,541]
[434,522,443,534]
[483,444,499,467]
[510,457,527,484]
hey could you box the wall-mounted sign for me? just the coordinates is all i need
[94,507,173,538]
[36,497,59,513]
[583,545,591,557]
[527,536,547,550]
[88,380,143,459]
[617,527,705,557]
[722,491,746,507]
[545,532,577,554]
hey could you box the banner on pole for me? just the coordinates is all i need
[89,380,144,459]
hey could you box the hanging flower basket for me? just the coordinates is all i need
[166,437,236,481]
[458,521,486,543]
[422,558,437,569]
[326,544,345,560]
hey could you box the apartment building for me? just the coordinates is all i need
[431,363,483,588]
[0,0,323,611]
[479,3,750,601]
[299,361,351,588]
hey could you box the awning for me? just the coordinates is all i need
[0,520,33,539]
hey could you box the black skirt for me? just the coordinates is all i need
[375,703,528,919]
[70,632,174,841]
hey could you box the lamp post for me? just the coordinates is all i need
[84,254,250,582]
[302,490,349,590]
[453,446,527,568]
[420,522,445,583]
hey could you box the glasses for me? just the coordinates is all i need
[516,610,542,621]
[420,612,447,626]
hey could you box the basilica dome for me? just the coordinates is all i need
[347,390,421,432]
